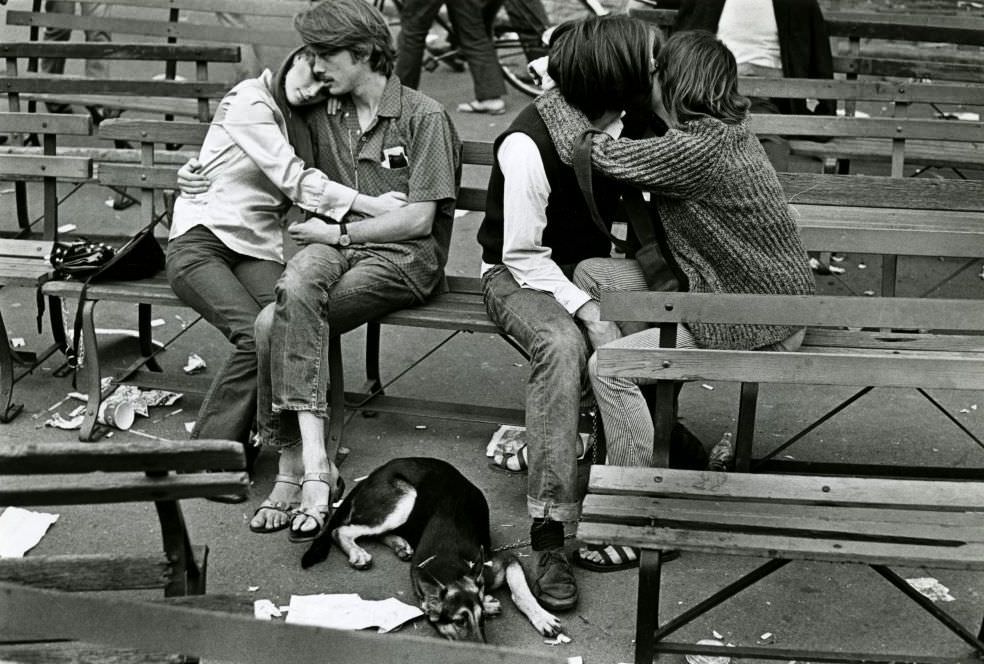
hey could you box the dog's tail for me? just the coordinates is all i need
[300,490,351,569]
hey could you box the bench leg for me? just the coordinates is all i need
[154,496,204,597]
[734,382,759,472]
[79,299,103,442]
[0,311,23,423]
[649,381,677,467]
[363,321,383,395]
[635,548,662,664]
[327,332,348,466]
[138,303,163,373]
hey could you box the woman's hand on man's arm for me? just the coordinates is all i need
[176,158,210,195]
[351,191,409,217]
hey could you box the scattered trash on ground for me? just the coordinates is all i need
[906,577,956,602]
[281,593,423,633]
[544,633,572,645]
[183,353,207,374]
[0,506,58,558]
[684,639,731,664]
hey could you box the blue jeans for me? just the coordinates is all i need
[255,244,421,448]
[482,265,587,523]
[165,226,283,444]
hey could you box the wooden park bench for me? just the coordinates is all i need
[632,8,984,85]
[0,438,249,661]
[0,580,565,664]
[580,466,984,664]
[41,131,984,457]
[0,112,92,421]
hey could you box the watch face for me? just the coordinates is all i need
[339,234,352,247]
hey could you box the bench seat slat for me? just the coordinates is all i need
[0,259,53,286]
[597,346,984,389]
[0,471,249,505]
[575,522,984,570]
[0,440,246,474]
[586,467,984,511]
[0,554,172,591]
[0,239,52,259]
[580,495,984,543]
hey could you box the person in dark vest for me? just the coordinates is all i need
[477,14,658,611]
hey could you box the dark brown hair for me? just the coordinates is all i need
[293,0,396,77]
[547,14,659,121]
[656,30,750,125]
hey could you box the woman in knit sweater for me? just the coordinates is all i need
[534,29,814,468]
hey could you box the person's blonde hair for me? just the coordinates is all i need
[656,30,749,125]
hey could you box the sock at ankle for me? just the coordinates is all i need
[530,518,564,551]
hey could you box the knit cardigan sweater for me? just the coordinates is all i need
[535,90,815,350]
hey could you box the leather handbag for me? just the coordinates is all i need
[48,220,166,369]
[573,129,679,293]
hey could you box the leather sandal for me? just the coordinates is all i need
[288,471,345,543]
[248,474,301,534]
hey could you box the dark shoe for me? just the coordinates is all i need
[531,549,578,612]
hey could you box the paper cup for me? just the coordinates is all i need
[97,395,135,430]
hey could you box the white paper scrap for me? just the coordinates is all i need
[907,577,956,602]
[253,599,281,620]
[285,594,423,633]
[0,507,59,558]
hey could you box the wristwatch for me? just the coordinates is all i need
[338,221,352,247]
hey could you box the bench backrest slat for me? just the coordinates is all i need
[835,55,984,84]
[1,472,249,506]
[0,440,246,474]
[587,466,984,511]
[738,77,984,106]
[7,11,298,48]
[780,173,984,211]
[98,119,209,144]
[0,154,92,180]
[0,42,241,62]
[600,292,984,331]
[82,0,312,18]
[0,112,91,135]
[0,76,230,98]
[631,8,984,46]
[749,114,984,142]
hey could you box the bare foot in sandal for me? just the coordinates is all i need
[249,473,301,534]
[490,437,591,475]
[289,464,345,543]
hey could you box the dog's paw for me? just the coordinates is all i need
[482,595,502,616]
[382,534,413,560]
[348,548,374,570]
[530,609,562,637]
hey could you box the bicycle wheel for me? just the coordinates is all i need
[495,0,610,97]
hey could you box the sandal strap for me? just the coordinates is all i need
[301,471,334,485]
[273,473,302,487]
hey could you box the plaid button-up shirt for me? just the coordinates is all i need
[305,75,461,301]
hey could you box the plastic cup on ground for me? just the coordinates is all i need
[96,395,135,430]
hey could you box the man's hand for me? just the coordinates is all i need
[575,299,621,350]
[176,158,210,195]
[288,218,337,246]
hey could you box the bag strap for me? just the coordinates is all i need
[573,129,657,249]
[67,219,160,374]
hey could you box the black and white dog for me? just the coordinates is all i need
[301,457,561,642]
